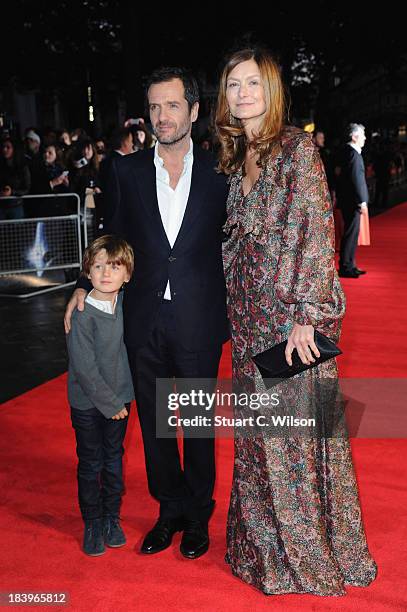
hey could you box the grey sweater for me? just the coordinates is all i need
[66,292,134,418]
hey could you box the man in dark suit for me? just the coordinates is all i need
[336,123,368,278]
[99,127,135,182]
[65,68,229,559]
[98,127,135,228]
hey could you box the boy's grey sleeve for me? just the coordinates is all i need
[67,316,124,419]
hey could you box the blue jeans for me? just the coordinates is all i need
[71,405,130,521]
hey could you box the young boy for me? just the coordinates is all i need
[67,235,134,556]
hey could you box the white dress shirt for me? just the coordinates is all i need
[154,139,194,299]
[349,142,362,155]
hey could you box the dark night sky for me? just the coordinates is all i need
[3,1,407,130]
[6,2,406,87]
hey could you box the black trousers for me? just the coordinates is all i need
[71,405,130,521]
[127,300,222,523]
[339,208,361,272]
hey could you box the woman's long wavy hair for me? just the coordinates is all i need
[215,48,287,175]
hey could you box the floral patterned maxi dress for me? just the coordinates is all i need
[222,128,377,596]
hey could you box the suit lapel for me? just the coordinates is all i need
[131,145,210,252]
[172,146,209,251]
[131,149,171,249]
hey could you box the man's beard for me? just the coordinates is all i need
[153,120,191,146]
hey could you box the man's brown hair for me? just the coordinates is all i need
[82,235,134,277]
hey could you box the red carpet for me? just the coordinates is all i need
[1,205,407,611]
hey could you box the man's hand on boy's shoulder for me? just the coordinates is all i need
[112,407,129,420]
[64,288,88,334]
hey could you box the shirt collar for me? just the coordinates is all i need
[154,138,194,168]
[349,142,362,155]
[86,291,118,314]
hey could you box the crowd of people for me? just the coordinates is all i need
[0,120,155,220]
[1,118,406,222]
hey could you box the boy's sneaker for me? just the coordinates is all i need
[103,515,126,547]
[83,518,105,556]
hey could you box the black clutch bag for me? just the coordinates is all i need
[252,331,342,387]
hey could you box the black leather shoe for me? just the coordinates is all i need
[353,267,367,275]
[180,520,209,559]
[141,518,183,554]
[339,269,360,278]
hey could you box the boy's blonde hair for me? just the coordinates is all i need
[82,235,134,277]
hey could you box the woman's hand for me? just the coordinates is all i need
[50,174,69,189]
[285,323,320,366]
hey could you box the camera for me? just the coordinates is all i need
[73,157,88,169]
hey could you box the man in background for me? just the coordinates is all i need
[336,123,368,278]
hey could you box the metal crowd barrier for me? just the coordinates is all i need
[0,193,82,298]
[83,204,96,248]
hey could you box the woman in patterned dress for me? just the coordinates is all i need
[215,48,377,596]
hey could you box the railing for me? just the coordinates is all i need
[83,203,96,248]
[0,193,82,298]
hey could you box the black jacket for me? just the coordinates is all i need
[99,150,125,190]
[0,159,31,197]
[78,145,230,350]
[336,144,369,211]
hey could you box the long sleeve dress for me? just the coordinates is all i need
[222,126,377,596]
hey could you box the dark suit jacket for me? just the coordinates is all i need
[78,145,230,351]
[99,150,125,191]
[98,150,127,220]
[336,144,369,212]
